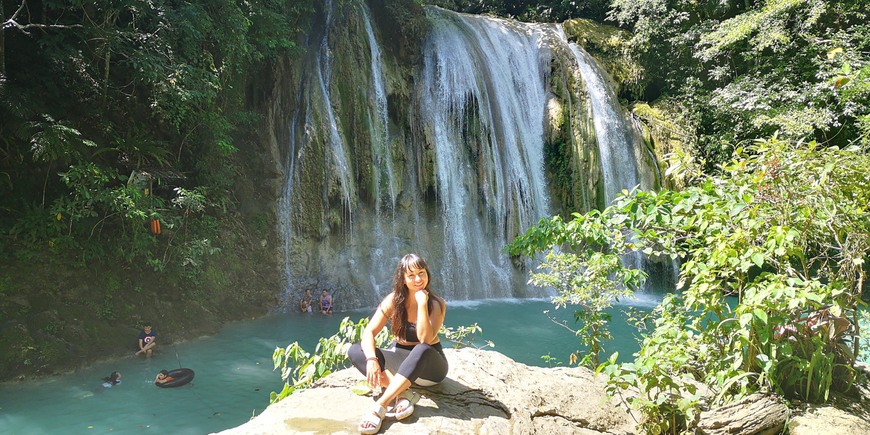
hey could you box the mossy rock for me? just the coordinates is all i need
[632,101,697,190]
[563,18,645,97]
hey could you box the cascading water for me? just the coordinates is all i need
[315,0,357,216]
[360,2,402,296]
[565,42,653,199]
[420,9,552,299]
[277,0,360,310]
[559,27,676,294]
[274,3,666,308]
[360,3,397,213]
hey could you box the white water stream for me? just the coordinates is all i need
[420,9,552,299]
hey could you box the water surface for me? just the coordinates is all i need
[0,298,654,434]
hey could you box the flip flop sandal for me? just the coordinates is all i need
[387,390,420,420]
[358,403,387,434]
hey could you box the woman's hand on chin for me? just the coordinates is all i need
[414,289,429,304]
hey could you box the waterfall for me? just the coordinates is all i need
[360,3,397,213]
[421,9,552,299]
[315,0,356,218]
[560,33,652,199]
[277,0,361,310]
[273,3,664,308]
[559,28,674,294]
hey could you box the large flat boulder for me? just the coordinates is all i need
[216,348,870,435]
[786,381,870,435]
[216,347,637,434]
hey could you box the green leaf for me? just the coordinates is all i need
[751,253,764,268]
[753,309,768,325]
[805,293,824,303]
[351,381,373,396]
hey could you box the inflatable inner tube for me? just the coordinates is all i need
[156,368,195,388]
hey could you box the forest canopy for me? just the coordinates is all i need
[1,0,315,272]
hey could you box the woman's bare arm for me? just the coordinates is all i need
[414,292,445,344]
[362,294,392,357]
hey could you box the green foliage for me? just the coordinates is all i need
[610,0,870,168]
[29,115,97,164]
[271,317,386,403]
[1,0,316,279]
[598,295,702,435]
[544,140,574,204]
[425,0,611,22]
[512,137,869,431]
[696,0,825,62]
[859,310,870,362]
[440,323,493,349]
[540,353,562,367]
[506,209,645,368]
[98,296,118,321]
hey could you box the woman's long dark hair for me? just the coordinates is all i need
[389,253,444,341]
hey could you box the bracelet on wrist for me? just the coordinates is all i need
[366,356,378,362]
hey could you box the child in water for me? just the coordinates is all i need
[154,370,174,384]
[102,371,122,388]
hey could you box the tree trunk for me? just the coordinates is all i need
[1,1,6,78]
[697,393,788,435]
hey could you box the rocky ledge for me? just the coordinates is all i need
[216,348,870,435]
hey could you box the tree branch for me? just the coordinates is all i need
[3,1,82,34]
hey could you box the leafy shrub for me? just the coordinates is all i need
[271,317,490,403]
[271,317,386,403]
[510,137,869,433]
[440,323,493,349]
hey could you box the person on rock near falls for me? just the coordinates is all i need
[320,289,334,314]
[299,289,313,313]
[135,323,156,357]
[347,253,449,434]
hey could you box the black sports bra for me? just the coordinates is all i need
[405,322,419,343]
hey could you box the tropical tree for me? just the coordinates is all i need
[609,0,870,168]
[1,0,314,269]
[506,211,646,368]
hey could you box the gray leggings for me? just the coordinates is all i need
[348,341,448,386]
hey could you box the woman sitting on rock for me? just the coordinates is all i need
[347,253,448,434]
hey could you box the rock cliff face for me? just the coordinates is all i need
[216,348,870,435]
[262,1,661,309]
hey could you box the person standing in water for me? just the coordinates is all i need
[347,254,448,434]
